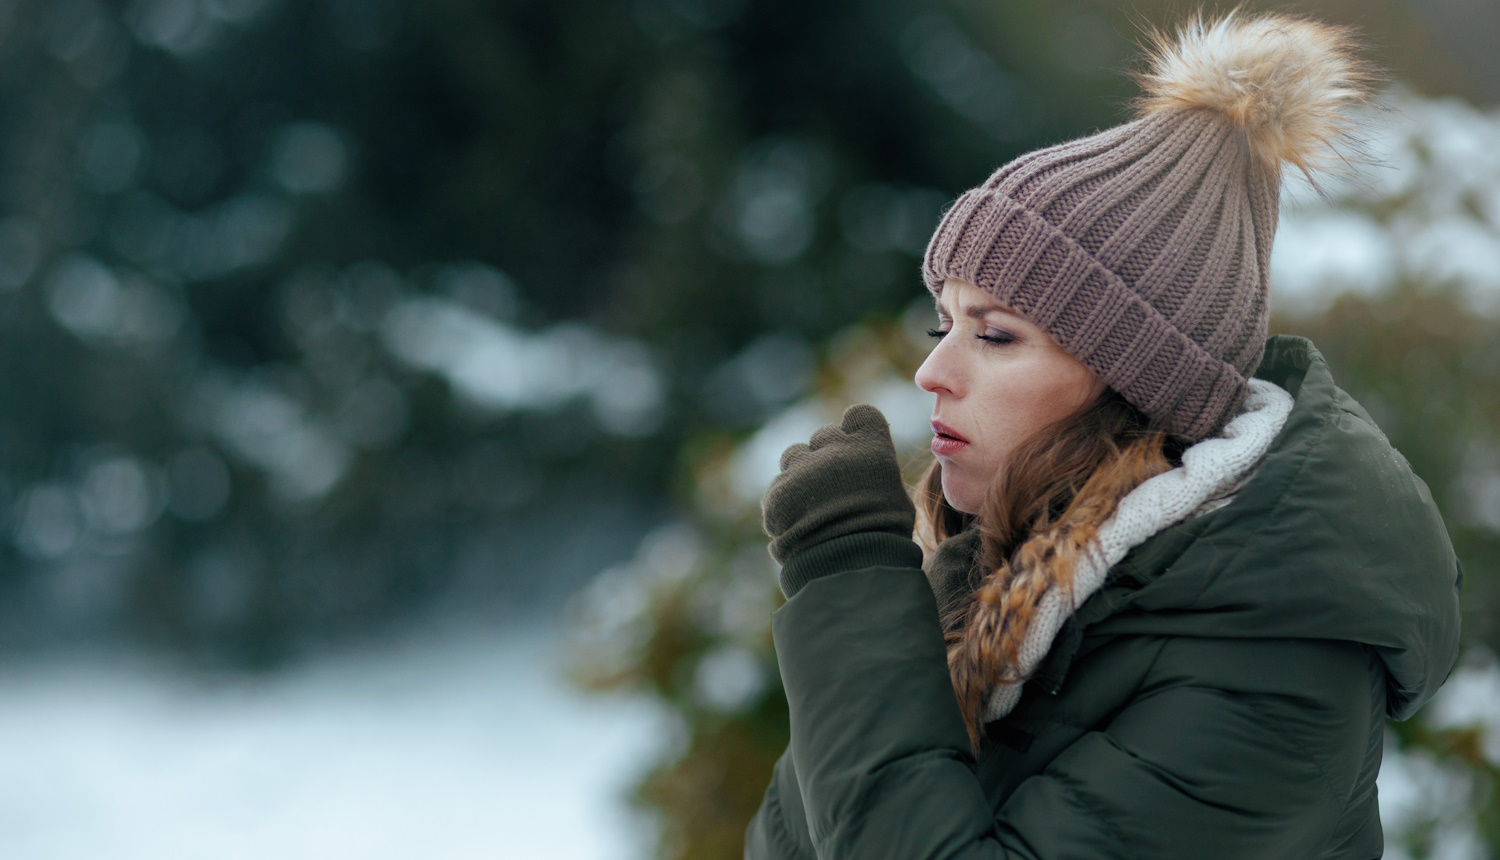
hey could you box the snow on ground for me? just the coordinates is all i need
[0,623,663,860]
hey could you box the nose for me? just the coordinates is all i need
[914,335,961,397]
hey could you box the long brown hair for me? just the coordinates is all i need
[914,390,1183,750]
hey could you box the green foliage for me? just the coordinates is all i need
[569,316,933,859]
[568,519,789,860]
[0,0,1128,658]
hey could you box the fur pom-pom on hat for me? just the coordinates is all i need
[1133,11,1376,180]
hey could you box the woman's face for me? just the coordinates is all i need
[915,278,1105,515]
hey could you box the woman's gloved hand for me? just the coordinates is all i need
[761,405,918,583]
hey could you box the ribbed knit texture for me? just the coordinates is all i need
[779,531,924,600]
[979,376,1294,721]
[922,108,1282,441]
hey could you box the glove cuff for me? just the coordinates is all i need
[778,531,924,599]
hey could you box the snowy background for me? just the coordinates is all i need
[0,620,663,859]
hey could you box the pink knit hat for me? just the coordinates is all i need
[922,12,1371,440]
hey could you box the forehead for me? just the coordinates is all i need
[934,281,1027,323]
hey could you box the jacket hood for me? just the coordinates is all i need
[1095,335,1462,719]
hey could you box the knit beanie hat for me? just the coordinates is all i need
[921,12,1371,441]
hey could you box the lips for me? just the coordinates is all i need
[930,420,969,457]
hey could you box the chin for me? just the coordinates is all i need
[941,473,983,517]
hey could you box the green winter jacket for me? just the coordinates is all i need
[745,336,1462,859]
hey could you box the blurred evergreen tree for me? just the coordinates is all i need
[0,0,1128,659]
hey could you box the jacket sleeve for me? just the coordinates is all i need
[745,749,817,859]
[760,535,1380,859]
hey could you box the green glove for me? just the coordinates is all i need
[762,404,920,597]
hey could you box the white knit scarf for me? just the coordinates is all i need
[982,377,1295,722]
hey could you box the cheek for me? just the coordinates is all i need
[1028,374,1098,427]
[973,362,1098,464]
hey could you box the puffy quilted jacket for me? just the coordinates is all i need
[745,336,1462,859]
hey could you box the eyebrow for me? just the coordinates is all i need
[935,295,1023,322]
[965,304,1008,321]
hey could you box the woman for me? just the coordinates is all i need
[747,12,1461,860]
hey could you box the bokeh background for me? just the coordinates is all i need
[4,0,1500,857]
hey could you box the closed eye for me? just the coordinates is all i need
[928,327,1015,346]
